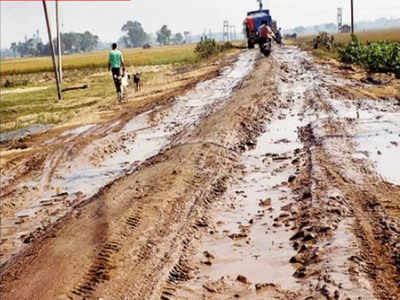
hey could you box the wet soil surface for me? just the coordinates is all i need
[1,46,400,300]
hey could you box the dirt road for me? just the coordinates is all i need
[1,46,400,299]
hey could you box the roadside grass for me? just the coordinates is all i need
[0,73,115,131]
[1,44,198,76]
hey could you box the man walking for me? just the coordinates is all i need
[108,43,125,102]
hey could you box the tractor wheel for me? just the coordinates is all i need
[248,40,255,49]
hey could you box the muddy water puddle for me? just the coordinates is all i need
[0,51,256,266]
[328,98,400,185]
[176,74,309,297]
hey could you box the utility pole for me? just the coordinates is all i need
[351,0,354,34]
[56,0,62,83]
[42,0,62,100]
[223,21,230,42]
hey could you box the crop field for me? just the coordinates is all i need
[0,44,198,75]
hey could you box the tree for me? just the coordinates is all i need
[10,42,17,57]
[37,42,50,56]
[121,21,148,48]
[183,31,191,44]
[16,41,28,57]
[80,31,99,52]
[61,32,78,53]
[172,32,183,45]
[156,25,172,46]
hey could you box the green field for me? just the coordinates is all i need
[1,44,198,76]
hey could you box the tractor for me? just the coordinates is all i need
[244,0,278,56]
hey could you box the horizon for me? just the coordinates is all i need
[1,0,400,48]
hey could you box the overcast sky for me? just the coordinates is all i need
[1,0,400,48]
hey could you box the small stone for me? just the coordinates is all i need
[203,251,215,259]
[201,260,212,266]
[255,282,275,290]
[236,275,249,284]
[259,198,271,207]
[303,232,315,242]
[290,231,304,240]
[293,266,306,278]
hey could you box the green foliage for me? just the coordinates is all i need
[172,33,184,45]
[339,37,400,77]
[194,39,233,59]
[157,25,172,46]
[338,38,366,64]
[121,21,149,48]
[61,31,99,54]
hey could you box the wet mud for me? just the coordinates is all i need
[1,46,400,300]
[172,46,400,299]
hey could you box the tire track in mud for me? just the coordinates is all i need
[277,47,400,299]
[117,149,234,300]
[70,206,143,298]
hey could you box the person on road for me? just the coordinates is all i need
[108,43,125,102]
[276,27,283,46]
[259,20,275,43]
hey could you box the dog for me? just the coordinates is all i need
[133,72,141,92]
[119,69,131,101]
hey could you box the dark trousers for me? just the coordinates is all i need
[111,68,121,93]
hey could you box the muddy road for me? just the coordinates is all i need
[1,46,400,299]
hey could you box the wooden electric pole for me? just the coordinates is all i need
[42,0,62,101]
[351,0,354,34]
[56,0,62,83]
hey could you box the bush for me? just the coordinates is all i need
[313,32,335,50]
[339,37,400,77]
[194,39,233,59]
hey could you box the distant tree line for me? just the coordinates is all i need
[5,21,188,58]
[8,30,99,57]
[286,17,400,36]
[119,20,186,48]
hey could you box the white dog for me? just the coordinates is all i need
[120,69,131,101]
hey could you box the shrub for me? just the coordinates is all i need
[194,39,219,58]
[339,37,400,77]
[338,38,365,64]
[194,39,233,59]
[313,32,335,50]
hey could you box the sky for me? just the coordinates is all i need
[1,0,400,48]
